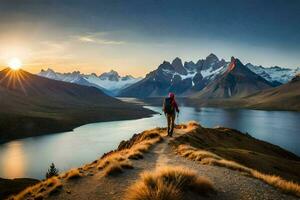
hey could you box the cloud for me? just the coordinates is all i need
[77,33,125,45]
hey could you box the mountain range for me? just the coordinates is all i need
[194,57,275,99]
[38,69,141,96]
[119,54,228,97]
[118,53,299,98]
[37,54,299,99]
[35,53,299,111]
[0,68,153,143]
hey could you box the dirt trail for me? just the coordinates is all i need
[46,129,297,200]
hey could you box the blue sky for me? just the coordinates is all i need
[0,0,299,76]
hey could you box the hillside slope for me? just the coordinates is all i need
[242,74,300,111]
[188,74,300,111]
[0,68,154,143]
[194,57,274,99]
[9,123,300,200]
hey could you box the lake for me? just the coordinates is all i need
[0,106,300,179]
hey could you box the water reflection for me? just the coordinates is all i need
[1,141,26,178]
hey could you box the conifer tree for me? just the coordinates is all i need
[45,162,59,178]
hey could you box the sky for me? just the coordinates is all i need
[0,0,299,77]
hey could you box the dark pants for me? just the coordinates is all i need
[166,112,175,136]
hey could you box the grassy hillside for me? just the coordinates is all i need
[171,123,300,183]
[186,76,300,111]
[8,122,300,200]
[0,68,154,143]
[0,178,39,199]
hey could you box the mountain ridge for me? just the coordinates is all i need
[38,68,141,96]
[193,57,274,99]
[119,54,228,97]
[0,68,153,143]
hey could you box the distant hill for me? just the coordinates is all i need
[38,69,141,96]
[194,57,274,99]
[0,178,39,199]
[241,73,300,111]
[188,73,300,111]
[0,68,153,143]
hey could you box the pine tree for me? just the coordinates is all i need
[45,163,59,179]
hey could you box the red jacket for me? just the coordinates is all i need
[170,96,179,113]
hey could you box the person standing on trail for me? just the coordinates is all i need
[163,92,180,137]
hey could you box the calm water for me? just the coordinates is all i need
[0,106,300,179]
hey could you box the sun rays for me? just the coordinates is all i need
[0,68,29,95]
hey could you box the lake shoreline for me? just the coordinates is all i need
[0,106,156,145]
[138,97,300,112]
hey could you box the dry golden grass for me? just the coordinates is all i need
[251,170,300,197]
[120,160,134,169]
[126,166,214,200]
[11,129,163,199]
[65,168,82,180]
[104,160,134,176]
[176,144,300,197]
[11,177,62,200]
[97,153,126,169]
[139,131,162,142]
[82,163,95,171]
[177,145,221,161]
[128,151,144,160]
[104,161,123,176]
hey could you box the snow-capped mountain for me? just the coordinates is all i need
[84,70,142,94]
[119,54,228,97]
[195,57,274,99]
[245,63,300,85]
[38,54,299,98]
[38,69,141,96]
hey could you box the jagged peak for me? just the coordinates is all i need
[172,57,182,63]
[162,60,171,65]
[206,53,219,61]
[227,56,244,72]
[184,61,195,65]
[171,57,184,67]
[40,68,55,73]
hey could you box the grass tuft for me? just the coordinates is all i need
[126,166,214,200]
[251,170,300,197]
[104,161,123,176]
[11,177,62,200]
[65,169,82,180]
[128,151,144,160]
[176,144,300,197]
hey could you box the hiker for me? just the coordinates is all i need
[163,92,180,137]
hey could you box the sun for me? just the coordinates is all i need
[8,57,22,70]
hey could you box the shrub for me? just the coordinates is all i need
[45,163,59,179]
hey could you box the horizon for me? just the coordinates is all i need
[0,0,300,76]
[1,53,299,77]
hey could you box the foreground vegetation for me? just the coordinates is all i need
[127,166,214,200]
[6,121,300,199]
[7,128,163,200]
[171,122,300,197]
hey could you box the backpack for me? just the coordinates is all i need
[164,97,174,114]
